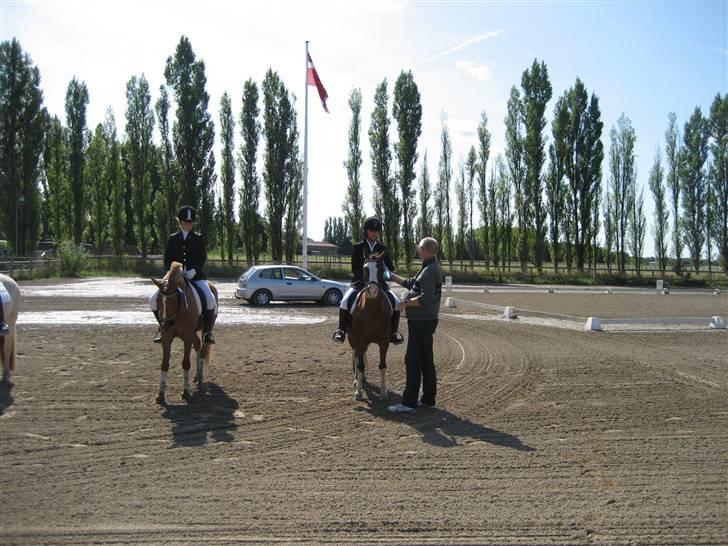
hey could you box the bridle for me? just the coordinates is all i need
[157,273,187,325]
[362,251,385,298]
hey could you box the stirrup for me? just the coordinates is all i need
[390,332,404,345]
[333,329,346,343]
[203,331,215,344]
[153,330,162,343]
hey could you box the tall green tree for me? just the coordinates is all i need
[608,114,636,274]
[455,161,467,265]
[393,70,422,267]
[0,39,46,254]
[154,85,177,242]
[679,107,709,274]
[43,114,69,242]
[562,80,604,273]
[104,109,124,256]
[369,79,399,256]
[417,151,432,242]
[665,112,682,272]
[648,148,669,276]
[476,113,491,267]
[602,190,615,273]
[219,91,236,264]
[521,59,552,272]
[261,69,297,263]
[505,86,527,271]
[125,74,155,257]
[283,111,302,264]
[436,119,453,264]
[628,186,646,275]
[708,94,728,273]
[239,79,260,266]
[546,95,568,271]
[164,35,216,241]
[585,95,604,271]
[85,123,110,253]
[495,155,512,270]
[65,77,89,245]
[343,88,365,242]
[487,162,499,270]
[465,146,477,266]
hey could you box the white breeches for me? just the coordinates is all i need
[149,281,217,312]
[340,286,399,312]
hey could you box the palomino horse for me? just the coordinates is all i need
[348,251,392,401]
[151,262,218,405]
[0,274,21,385]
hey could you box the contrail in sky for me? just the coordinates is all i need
[416,28,509,67]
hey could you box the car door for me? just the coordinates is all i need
[258,267,284,299]
[283,267,319,300]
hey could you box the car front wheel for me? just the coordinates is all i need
[252,289,272,306]
[324,289,342,306]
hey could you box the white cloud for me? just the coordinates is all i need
[455,60,493,82]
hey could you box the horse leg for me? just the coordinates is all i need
[157,339,172,405]
[181,338,193,401]
[193,335,206,391]
[353,351,366,401]
[378,341,388,400]
[0,337,9,385]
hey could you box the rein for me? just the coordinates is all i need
[158,277,188,325]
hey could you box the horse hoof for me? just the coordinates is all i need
[379,391,389,401]
[156,393,166,405]
[354,392,364,401]
[182,390,192,401]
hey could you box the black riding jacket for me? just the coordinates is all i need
[350,239,395,289]
[164,230,207,281]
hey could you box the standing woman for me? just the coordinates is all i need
[332,216,403,345]
[149,205,217,344]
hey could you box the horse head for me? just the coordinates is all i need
[152,262,185,295]
[362,251,385,298]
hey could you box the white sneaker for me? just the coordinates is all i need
[388,403,416,413]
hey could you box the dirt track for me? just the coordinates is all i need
[1,280,727,545]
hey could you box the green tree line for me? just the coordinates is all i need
[1,37,726,275]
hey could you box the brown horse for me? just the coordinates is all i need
[151,262,218,405]
[347,251,392,401]
[0,274,21,385]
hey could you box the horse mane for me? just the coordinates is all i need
[164,261,184,282]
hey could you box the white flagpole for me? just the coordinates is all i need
[302,41,309,270]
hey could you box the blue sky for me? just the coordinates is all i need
[2,0,725,256]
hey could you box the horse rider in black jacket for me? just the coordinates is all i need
[148,205,217,344]
[332,216,404,345]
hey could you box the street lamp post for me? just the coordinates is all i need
[15,195,25,256]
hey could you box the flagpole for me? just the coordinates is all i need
[302,41,309,270]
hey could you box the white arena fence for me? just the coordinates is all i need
[443,296,727,332]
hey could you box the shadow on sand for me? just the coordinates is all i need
[0,379,13,416]
[355,381,535,452]
[161,382,239,447]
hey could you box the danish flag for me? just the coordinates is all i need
[307,52,329,113]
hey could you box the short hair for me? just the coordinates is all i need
[419,237,438,255]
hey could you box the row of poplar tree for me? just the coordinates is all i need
[332,63,727,276]
[0,36,301,265]
[1,35,726,275]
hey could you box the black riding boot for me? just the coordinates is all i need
[202,309,216,344]
[0,300,8,337]
[333,308,349,343]
[390,310,404,345]
[152,310,163,343]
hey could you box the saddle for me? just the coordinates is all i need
[349,286,394,317]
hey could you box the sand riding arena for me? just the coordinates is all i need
[1,277,727,545]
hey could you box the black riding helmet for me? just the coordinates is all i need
[178,205,196,222]
[363,216,382,233]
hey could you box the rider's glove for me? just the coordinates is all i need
[183,268,196,280]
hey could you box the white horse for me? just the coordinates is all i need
[0,273,21,384]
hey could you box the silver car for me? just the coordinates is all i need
[235,265,349,306]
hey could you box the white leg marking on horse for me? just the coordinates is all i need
[380,368,388,400]
[355,370,364,401]
[183,369,190,392]
[159,371,168,393]
[197,359,205,384]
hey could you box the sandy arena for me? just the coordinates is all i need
[1,278,727,545]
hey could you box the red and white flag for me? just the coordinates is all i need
[307,52,329,113]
